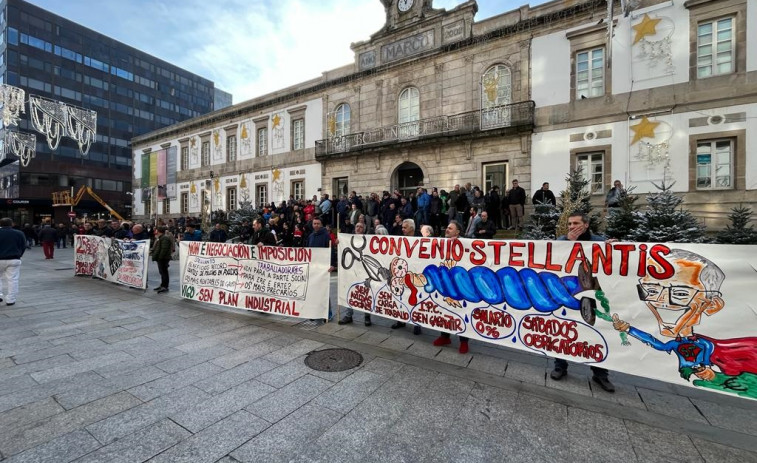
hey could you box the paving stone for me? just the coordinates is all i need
[231,404,343,463]
[55,366,167,409]
[0,391,142,456]
[30,351,134,384]
[150,410,269,463]
[223,329,280,349]
[2,429,101,463]
[312,369,388,414]
[359,357,406,377]
[261,339,324,364]
[433,347,473,367]
[86,386,209,445]
[505,361,546,386]
[154,345,235,374]
[566,407,633,462]
[377,336,414,351]
[171,379,276,432]
[193,358,279,395]
[0,397,65,433]
[128,362,225,402]
[0,373,41,398]
[75,419,190,463]
[246,374,332,423]
[691,438,757,463]
[624,420,704,463]
[0,371,104,414]
[690,398,757,436]
[637,388,708,424]
[256,356,312,388]
[548,371,593,397]
[328,325,367,340]
[352,330,391,346]
[209,343,280,369]
[467,354,507,376]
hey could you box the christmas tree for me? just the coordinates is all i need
[716,204,757,244]
[555,167,601,237]
[604,186,640,240]
[521,202,559,239]
[226,200,259,241]
[627,181,706,243]
[522,167,600,239]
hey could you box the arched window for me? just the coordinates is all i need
[333,103,350,137]
[480,65,512,129]
[481,65,511,108]
[398,87,419,124]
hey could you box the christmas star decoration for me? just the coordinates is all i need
[190,138,196,147]
[190,182,196,193]
[272,114,281,128]
[633,14,662,44]
[272,168,281,181]
[630,116,660,145]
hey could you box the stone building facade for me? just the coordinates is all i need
[315,0,537,199]
[132,0,756,228]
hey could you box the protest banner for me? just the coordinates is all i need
[179,241,330,319]
[338,233,757,400]
[74,235,149,289]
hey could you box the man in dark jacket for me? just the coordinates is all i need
[550,212,615,393]
[151,226,173,293]
[0,217,26,305]
[486,186,502,229]
[250,218,276,245]
[532,182,556,206]
[306,216,335,321]
[38,223,58,259]
[474,211,497,239]
[209,223,228,242]
[506,179,526,231]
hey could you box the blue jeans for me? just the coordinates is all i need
[56,237,67,249]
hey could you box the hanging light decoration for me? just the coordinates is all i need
[29,94,97,156]
[2,131,36,167]
[65,105,97,156]
[0,84,26,128]
[29,95,67,150]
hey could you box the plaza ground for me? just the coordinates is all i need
[0,246,756,462]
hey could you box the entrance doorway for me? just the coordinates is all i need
[483,162,508,192]
[333,177,348,199]
[392,162,424,197]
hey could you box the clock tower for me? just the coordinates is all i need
[380,0,439,31]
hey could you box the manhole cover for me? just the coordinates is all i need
[304,348,363,372]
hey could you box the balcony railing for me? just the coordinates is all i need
[316,100,534,156]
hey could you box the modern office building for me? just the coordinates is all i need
[0,0,226,224]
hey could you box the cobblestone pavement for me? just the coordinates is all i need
[1,246,756,462]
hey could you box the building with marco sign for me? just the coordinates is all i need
[132,0,756,229]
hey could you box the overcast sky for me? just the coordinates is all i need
[27,0,545,104]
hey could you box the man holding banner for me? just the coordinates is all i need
[550,212,614,393]
[152,226,173,293]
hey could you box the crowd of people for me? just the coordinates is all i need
[1,178,626,392]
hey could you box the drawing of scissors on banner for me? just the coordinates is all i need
[341,235,391,286]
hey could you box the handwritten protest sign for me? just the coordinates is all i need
[74,235,148,289]
[179,241,330,319]
[338,233,757,400]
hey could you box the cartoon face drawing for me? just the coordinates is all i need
[637,253,725,338]
[390,277,405,297]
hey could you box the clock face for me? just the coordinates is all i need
[398,0,413,12]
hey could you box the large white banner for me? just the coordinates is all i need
[74,235,149,289]
[338,233,757,400]
[179,241,330,319]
